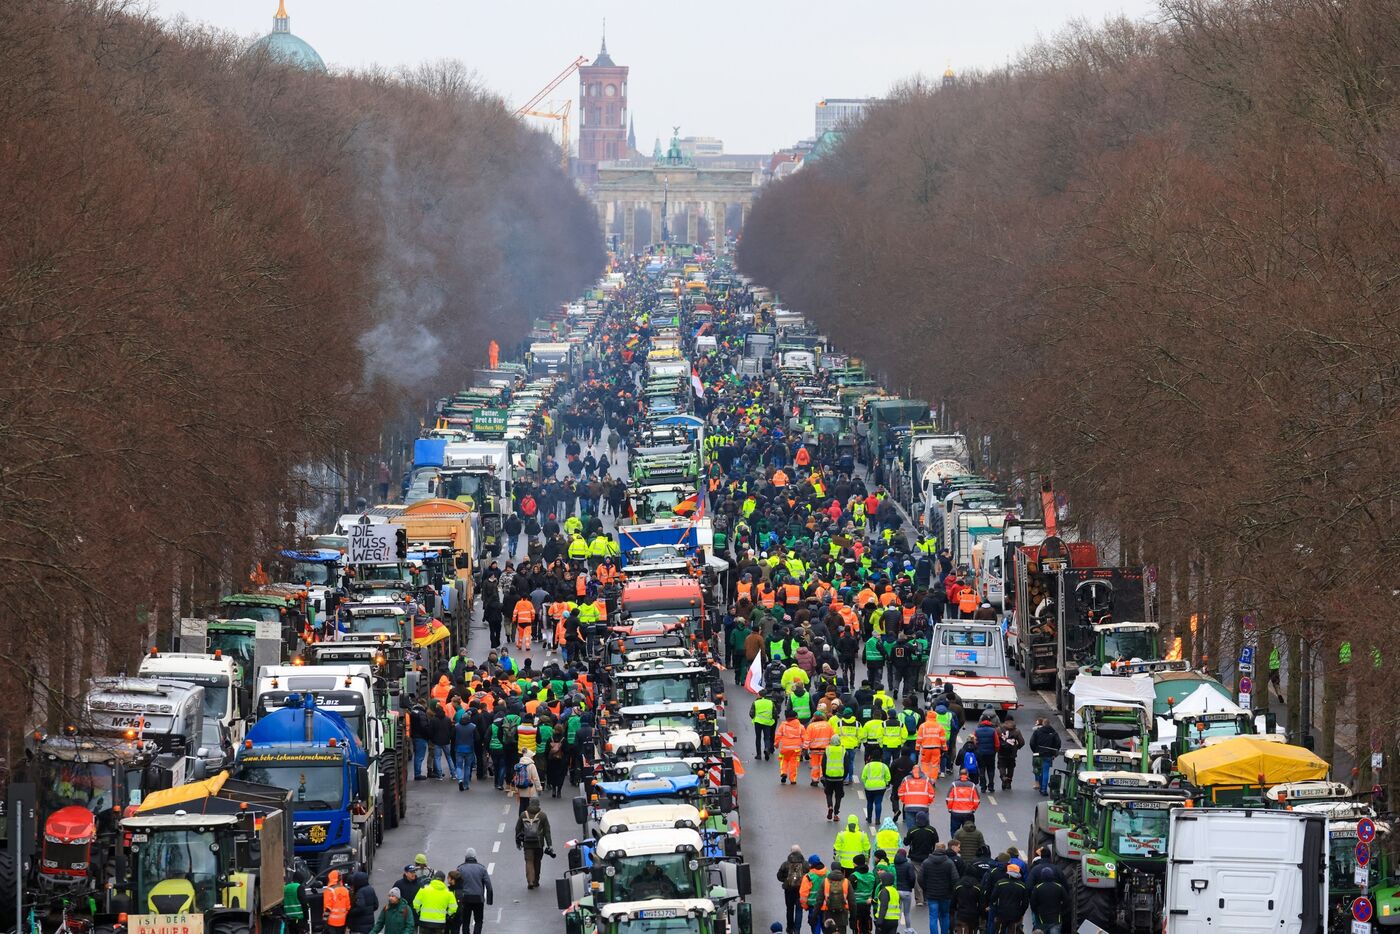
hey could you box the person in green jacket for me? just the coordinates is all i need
[729,619,752,684]
[849,854,879,934]
[369,889,415,934]
[864,634,886,689]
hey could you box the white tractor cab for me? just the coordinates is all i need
[334,599,408,641]
[925,620,1018,717]
[84,677,208,778]
[603,726,704,761]
[138,650,244,745]
[557,829,751,934]
[1163,808,1328,934]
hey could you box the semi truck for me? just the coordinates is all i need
[137,650,244,744]
[233,693,379,878]
[1053,566,1154,723]
[178,614,283,729]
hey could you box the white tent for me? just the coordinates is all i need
[1070,673,1156,728]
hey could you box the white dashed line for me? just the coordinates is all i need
[487,862,496,874]
[997,813,1007,823]
[987,794,998,806]
[497,822,506,833]
[1007,831,1017,841]
[492,840,501,853]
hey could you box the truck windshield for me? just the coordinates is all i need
[1101,629,1157,661]
[625,680,697,705]
[237,761,344,809]
[135,829,220,912]
[1176,718,1247,752]
[1329,835,1370,888]
[613,855,697,900]
[292,561,338,586]
[218,604,280,623]
[162,673,230,722]
[1108,807,1170,857]
[442,474,486,501]
[346,614,401,635]
[207,632,256,685]
[40,760,116,815]
[359,564,412,583]
[624,762,693,779]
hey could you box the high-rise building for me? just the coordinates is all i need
[575,30,628,187]
[814,98,883,137]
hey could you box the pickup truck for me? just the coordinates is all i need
[924,620,1018,717]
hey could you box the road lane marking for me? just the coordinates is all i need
[987,794,998,806]
[497,822,506,833]
[997,813,1007,823]
[492,840,501,852]
[1006,831,1017,841]
[487,862,496,873]
[501,804,511,814]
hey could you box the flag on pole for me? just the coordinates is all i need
[744,654,765,694]
[691,367,706,400]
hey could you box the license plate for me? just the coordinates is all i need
[638,909,679,919]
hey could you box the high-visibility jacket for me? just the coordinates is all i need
[860,760,891,791]
[856,587,877,609]
[548,601,569,623]
[788,690,813,721]
[567,537,589,559]
[880,886,901,920]
[897,774,935,808]
[775,719,806,752]
[589,536,611,557]
[946,780,981,813]
[576,574,589,597]
[769,638,790,661]
[577,602,600,624]
[837,716,861,749]
[833,824,870,869]
[783,583,801,605]
[800,868,829,909]
[881,721,906,749]
[772,470,789,487]
[804,718,833,751]
[820,876,849,911]
[934,710,954,738]
[861,719,885,745]
[751,697,776,726]
[785,557,805,579]
[759,585,777,608]
[875,825,900,855]
[781,665,810,693]
[323,881,351,926]
[412,879,458,924]
[512,599,536,624]
[917,717,947,751]
[824,747,848,780]
[795,446,811,467]
[736,580,753,601]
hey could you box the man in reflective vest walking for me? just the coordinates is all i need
[896,766,936,833]
[776,711,806,785]
[945,769,981,837]
[804,711,833,786]
[916,711,946,778]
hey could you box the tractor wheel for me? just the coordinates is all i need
[1066,861,1116,933]
[383,751,400,830]
[396,719,409,819]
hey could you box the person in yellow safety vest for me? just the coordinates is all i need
[879,712,906,763]
[587,534,610,568]
[567,535,589,563]
[577,600,600,624]
[917,534,938,555]
[787,683,814,724]
[859,757,892,825]
[916,710,947,778]
[822,734,850,819]
[852,501,867,528]
[836,707,862,782]
[832,814,871,870]
[785,554,805,580]
[861,714,885,763]
[875,872,901,932]
[564,515,583,537]
[742,496,757,519]
[750,694,776,760]
[412,871,458,930]
[804,711,833,786]
[780,663,810,695]
[874,817,901,859]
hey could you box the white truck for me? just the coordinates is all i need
[137,650,245,744]
[1163,808,1327,934]
[529,341,573,377]
[85,677,208,776]
[925,620,1018,716]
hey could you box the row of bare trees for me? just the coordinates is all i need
[0,0,602,757]
[740,0,1400,791]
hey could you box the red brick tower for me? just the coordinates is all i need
[576,29,628,187]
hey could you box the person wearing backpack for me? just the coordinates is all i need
[490,711,520,791]
[510,748,542,813]
[513,799,553,890]
[777,846,810,934]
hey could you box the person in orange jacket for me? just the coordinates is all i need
[804,711,834,786]
[322,868,351,934]
[512,596,536,652]
[775,710,806,785]
[915,710,946,777]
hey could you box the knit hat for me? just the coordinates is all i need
[790,844,803,853]
[808,854,822,866]
[388,888,401,899]
[464,848,477,860]
[414,854,429,867]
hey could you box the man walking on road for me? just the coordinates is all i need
[752,692,777,760]
[1030,717,1062,795]
[514,799,553,890]
[454,849,493,934]
[776,710,806,785]
[918,843,958,934]
[777,846,810,934]
[945,770,980,836]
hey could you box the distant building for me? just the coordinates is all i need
[575,31,629,187]
[247,0,325,73]
[679,136,724,158]
[814,97,884,136]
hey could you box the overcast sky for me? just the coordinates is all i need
[148,0,1163,154]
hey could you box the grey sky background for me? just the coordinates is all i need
[149,0,1163,154]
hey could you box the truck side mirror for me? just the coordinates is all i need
[572,795,589,826]
[455,555,470,571]
[716,786,734,814]
[735,862,752,897]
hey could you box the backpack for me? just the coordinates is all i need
[892,643,909,663]
[501,718,519,745]
[512,761,533,789]
[548,739,565,759]
[962,749,979,773]
[519,813,544,846]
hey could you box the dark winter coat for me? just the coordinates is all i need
[918,853,960,900]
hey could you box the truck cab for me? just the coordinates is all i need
[138,650,244,745]
[85,677,206,766]
[233,693,378,879]
[278,548,345,620]
[613,662,724,712]
[924,620,1017,716]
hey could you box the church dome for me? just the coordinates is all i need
[248,1,326,73]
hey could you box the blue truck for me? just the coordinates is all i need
[234,693,379,879]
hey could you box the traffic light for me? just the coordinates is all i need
[395,528,407,560]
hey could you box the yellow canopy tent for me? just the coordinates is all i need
[1178,737,1328,787]
[139,771,230,812]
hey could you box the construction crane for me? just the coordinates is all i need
[515,56,587,169]
[521,100,573,170]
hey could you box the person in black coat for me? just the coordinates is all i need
[346,870,378,934]
[1029,866,1069,933]
[918,843,961,927]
